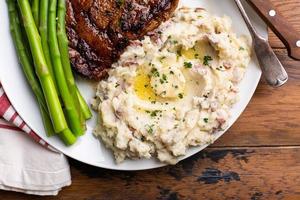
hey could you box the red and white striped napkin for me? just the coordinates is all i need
[0,84,71,196]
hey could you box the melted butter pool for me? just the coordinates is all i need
[181,40,215,61]
[134,69,157,102]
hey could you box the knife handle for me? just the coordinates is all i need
[247,0,300,60]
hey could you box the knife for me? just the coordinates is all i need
[247,0,300,60]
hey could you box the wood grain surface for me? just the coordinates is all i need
[1,0,300,199]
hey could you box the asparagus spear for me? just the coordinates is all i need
[39,105,55,137]
[39,0,57,90]
[57,0,85,126]
[57,0,92,121]
[48,0,84,136]
[31,0,39,27]
[7,0,55,137]
[76,86,92,120]
[16,0,76,145]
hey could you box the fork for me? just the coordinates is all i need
[234,0,288,87]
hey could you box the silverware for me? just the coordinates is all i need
[234,0,288,87]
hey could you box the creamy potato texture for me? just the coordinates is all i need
[92,8,251,164]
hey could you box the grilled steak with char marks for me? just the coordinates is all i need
[66,0,179,80]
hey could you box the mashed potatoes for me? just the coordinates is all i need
[92,7,251,164]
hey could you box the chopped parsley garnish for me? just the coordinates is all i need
[115,83,120,88]
[159,74,168,84]
[204,118,209,123]
[176,49,182,57]
[170,70,174,75]
[160,91,167,96]
[194,53,199,59]
[150,111,157,117]
[145,124,154,134]
[162,74,167,81]
[149,110,161,117]
[159,56,166,62]
[115,0,124,8]
[239,47,245,51]
[184,62,193,69]
[178,93,184,99]
[118,19,123,27]
[144,84,149,88]
[203,55,213,66]
[151,68,160,77]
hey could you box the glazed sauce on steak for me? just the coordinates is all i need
[66,0,179,80]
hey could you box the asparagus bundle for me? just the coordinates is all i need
[6,0,92,145]
[7,0,54,137]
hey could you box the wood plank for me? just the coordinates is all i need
[268,0,300,48]
[213,48,300,147]
[2,147,300,199]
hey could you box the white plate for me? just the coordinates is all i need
[0,0,266,170]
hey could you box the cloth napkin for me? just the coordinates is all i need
[0,84,71,196]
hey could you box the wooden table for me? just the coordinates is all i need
[2,0,300,199]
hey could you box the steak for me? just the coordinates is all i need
[66,0,179,80]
